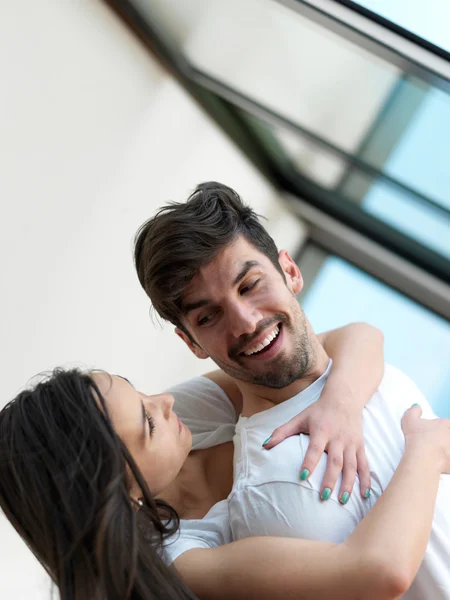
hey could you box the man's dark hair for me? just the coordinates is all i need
[134,181,283,335]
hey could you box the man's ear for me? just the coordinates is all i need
[278,249,303,295]
[175,327,209,359]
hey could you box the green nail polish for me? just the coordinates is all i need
[321,487,331,501]
[262,437,271,446]
[300,469,310,481]
[340,492,350,505]
[412,403,419,407]
[364,488,371,499]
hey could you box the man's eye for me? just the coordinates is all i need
[198,314,212,326]
[240,280,259,295]
[198,310,218,326]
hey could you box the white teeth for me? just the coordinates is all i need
[244,325,280,356]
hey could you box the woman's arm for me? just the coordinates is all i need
[205,323,383,500]
[174,408,449,600]
[318,321,384,402]
[204,322,383,416]
[265,322,384,501]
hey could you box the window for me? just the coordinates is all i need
[351,0,450,53]
[300,245,450,416]
[359,86,450,259]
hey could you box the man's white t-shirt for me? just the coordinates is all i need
[164,367,449,599]
[230,362,450,600]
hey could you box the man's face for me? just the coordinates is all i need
[177,236,313,389]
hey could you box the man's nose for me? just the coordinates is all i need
[227,302,261,339]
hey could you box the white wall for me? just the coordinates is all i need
[0,1,306,597]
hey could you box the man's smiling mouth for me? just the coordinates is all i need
[240,324,281,357]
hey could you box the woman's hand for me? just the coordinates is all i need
[209,322,384,504]
[263,387,371,504]
[264,323,384,504]
[262,323,383,503]
[402,404,450,473]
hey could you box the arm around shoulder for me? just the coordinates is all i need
[318,322,385,401]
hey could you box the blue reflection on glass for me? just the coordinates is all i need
[302,257,450,417]
[355,0,450,53]
[363,88,450,257]
[380,88,450,209]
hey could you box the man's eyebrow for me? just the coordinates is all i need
[182,261,261,315]
[232,260,260,286]
[182,298,211,316]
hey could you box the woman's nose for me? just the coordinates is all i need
[147,393,174,419]
[162,393,175,418]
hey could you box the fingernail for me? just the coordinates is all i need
[411,403,419,407]
[300,469,310,481]
[262,437,271,446]
[321,487,331,501]
[364,488,371,499]
[340,491,350,505]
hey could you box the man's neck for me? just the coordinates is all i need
[238,335,330,417]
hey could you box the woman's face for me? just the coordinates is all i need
[91,373,192,497]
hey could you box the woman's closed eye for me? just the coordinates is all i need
[145,411,155,436]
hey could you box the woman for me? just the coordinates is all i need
[1,365,450,600]
[0,369,196,600]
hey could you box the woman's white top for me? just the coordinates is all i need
[162,377,235,564]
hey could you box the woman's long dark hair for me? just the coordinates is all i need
[0,369,197,600]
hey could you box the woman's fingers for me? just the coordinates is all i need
[336,447,358,504]
[319,445,371,504]
[401,404,423,433]
[262,414,306,449]
[299,432,328,484]
[318,441,344,501]
[263,407,372,503]
[356,445,372,500]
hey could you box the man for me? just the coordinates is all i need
[134,182,385,500]
[134,182,449,599]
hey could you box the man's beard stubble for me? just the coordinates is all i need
[217,305,315,389]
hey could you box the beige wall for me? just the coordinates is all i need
[0,2,305,597]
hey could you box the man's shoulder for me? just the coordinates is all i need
[377,363,427,411]
[380,363,420,392]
